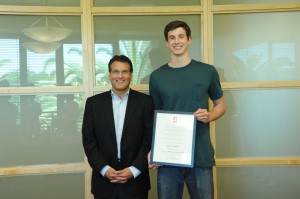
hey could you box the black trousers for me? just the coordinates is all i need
[94,187,148,199]
[94,161,148,199]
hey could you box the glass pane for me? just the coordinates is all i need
[214,0,300,4]
[215,89,300,158]
[94,15,201,85]
[93,0,200,7]
[0,15,82,86]
[0,173,84,199]
[214,12,300,82]
[0,0,80,6]
[95,44,112,86]
[217,166,300,199]
[0,39,20,86]
[0,93,84,167]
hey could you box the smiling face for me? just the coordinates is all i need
[166,27,191,57]
[109,60,133,98]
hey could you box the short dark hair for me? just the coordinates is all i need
[164,20,191,41]
[108,55,133,73]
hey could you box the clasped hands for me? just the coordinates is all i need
[105,167,133,184]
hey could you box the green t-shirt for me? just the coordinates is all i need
[149,59,223,167]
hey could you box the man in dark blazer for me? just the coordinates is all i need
[82,55,154,199]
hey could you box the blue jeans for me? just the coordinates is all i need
[157,166,214,199]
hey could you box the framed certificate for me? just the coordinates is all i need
[150,110,196,168]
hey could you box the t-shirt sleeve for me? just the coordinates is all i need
[149,73,162,110]
[209,67,223,100]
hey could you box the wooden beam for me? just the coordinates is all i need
[0,163,88,176]
[213,2,300,14]
[216,157,300,166]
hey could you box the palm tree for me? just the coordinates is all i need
[0,59,20,86]
[95,45,112,86]
[119,40,152,84]
[64,47,83,86]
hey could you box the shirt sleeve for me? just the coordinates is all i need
[209,67,223,100]
[149,74,162,110]
[100,165,110,177]
[129,166,141,178]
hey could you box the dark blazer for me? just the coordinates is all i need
[82,89,154,198]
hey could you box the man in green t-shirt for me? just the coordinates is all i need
[149,20,226,199]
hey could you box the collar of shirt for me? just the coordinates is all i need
[111,89,130,101]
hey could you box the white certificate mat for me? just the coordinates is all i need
[150,110,196,167]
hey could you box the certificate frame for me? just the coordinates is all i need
[150,110,196,168]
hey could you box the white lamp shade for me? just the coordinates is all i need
[22,41,62,54]
[22,27,72,42]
